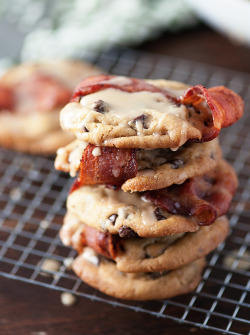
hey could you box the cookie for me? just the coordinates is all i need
[62,212,228,273]
[60,75,243,149]
[72,249,205,301]
[0,60,102,154]
[67,184,199,237]
[115,216,228,272]
[55,138,222,192]
[66,159,237,237]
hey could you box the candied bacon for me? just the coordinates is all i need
[78,144,137,187]
[71,74,178,103]
[14,74,72,112]
[144,160,237,226]
[181,85,244,142]
[79,224,119,259]
[0,84,14,111]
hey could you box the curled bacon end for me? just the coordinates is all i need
[78,144,137,186]
[181,85,244,141]
[71,74,178,103]
[80,224,118,259]
[144,161,237,226]
[0,84,14,111]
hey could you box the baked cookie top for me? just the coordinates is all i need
[0,60,102,154]
[67,159,237,237]
[60,75,244,149]
[73,250,205,301]
[55,138,222,192]
[62,212,228,273]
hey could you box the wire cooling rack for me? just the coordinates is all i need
[0,48,250,335]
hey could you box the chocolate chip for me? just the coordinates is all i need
[93,100,109,114]
[108,214,118,225]
[130,114,148,130]
[204,175,216,184]
[83,126,89,132]
[105,184,120,190]
[210,153,215,159]
[204,120,209,127]
[169,159,184,169]
[118,226,138,238]
[154,207,166,221]
[119,244,125,253]
[146,270,169,280]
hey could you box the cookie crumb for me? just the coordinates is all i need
[63,257,74,270]
[10,187,22,201]
[223,249,250,270]
[82,247,99,266]
[60,292,77,306]
[40,220,49,229]
[40,258,61,276]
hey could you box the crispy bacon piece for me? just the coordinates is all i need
[0,84,14,111]
[71,74,178,103]
[181,85,244,142]
[144,161,237,226]
[79,224,119,259]
[78,144,137,186]
[14,74,72,112]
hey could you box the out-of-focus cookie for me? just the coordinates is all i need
[72,249,205,301]
[0,60,102,154]
[66,160,237,237]
[60,75,244,149]
[62,212,228,273]
[55,138,222,191]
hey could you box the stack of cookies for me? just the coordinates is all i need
[55,75,244,300]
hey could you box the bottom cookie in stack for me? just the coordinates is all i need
[74,250,206,301]
[59,159,237,300]
[61,212,229,300]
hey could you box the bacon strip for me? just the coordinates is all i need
[0,84,14,111]
[74,161,236,258]
[79,224,119,259]
[78,144,137,186]
[0,74,72,114]
[181,85,244,142]
[71,74,178,103]
[144,161,237,226]
[14,74,72,112]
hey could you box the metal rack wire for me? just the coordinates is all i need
[0,48,249,335]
